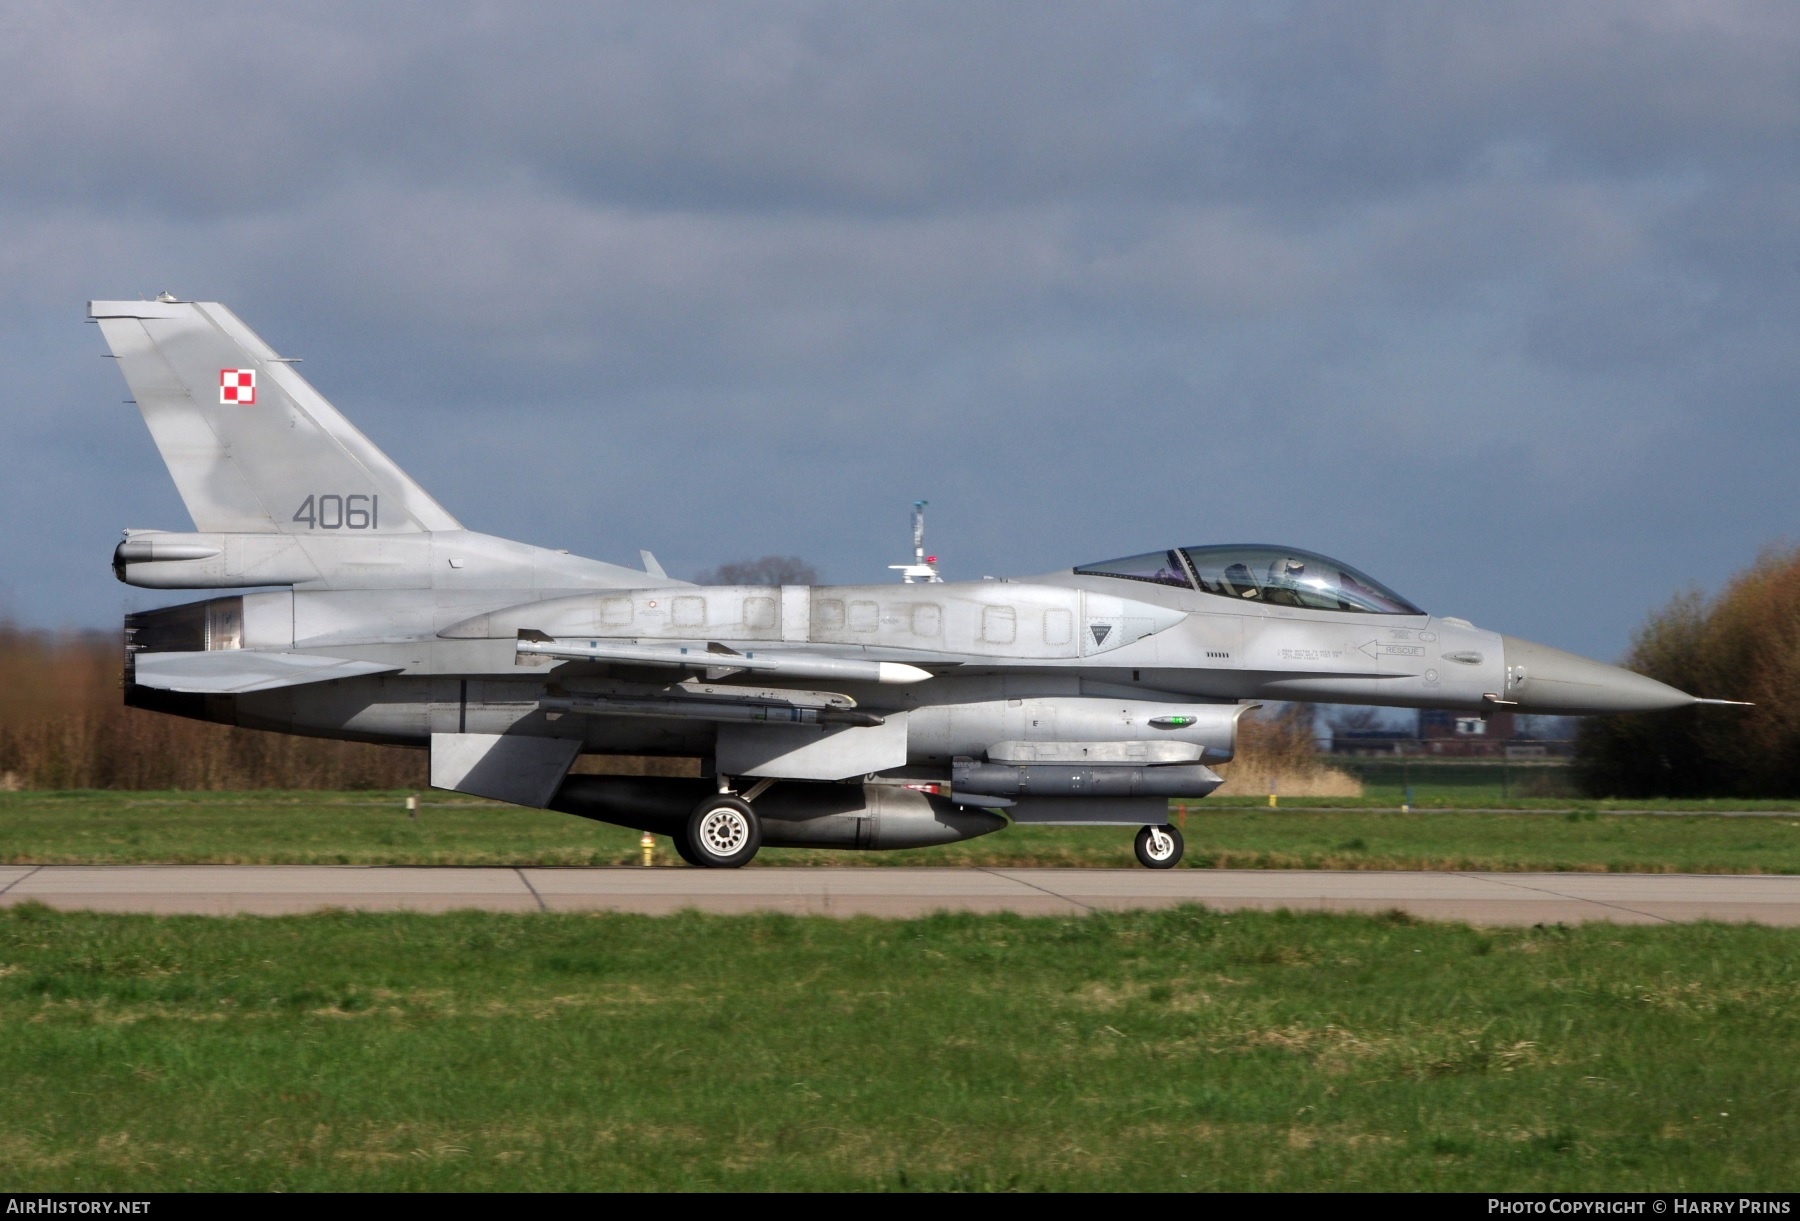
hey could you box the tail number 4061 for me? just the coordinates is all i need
[293,494,378,529]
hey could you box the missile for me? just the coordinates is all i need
[541,695,884,727]
[515,632,933,685]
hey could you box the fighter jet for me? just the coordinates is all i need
[92,298,1736,868]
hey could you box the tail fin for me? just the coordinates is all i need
[90,298,460,534]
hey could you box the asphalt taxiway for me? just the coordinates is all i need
[2,865,1798,925]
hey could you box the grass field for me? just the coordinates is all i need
[0,903,1793,1191]
[4,790,1800,873]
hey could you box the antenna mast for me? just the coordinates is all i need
[888,500,942,583]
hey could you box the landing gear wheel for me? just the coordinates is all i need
[1134,823,1183,869]
[684,795,761,868]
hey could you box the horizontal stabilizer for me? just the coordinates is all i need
[132,650,401,693]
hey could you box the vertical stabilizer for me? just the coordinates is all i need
[90,298,460,535]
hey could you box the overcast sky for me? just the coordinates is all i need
[2,1,1795,660]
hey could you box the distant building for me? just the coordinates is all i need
[1418,707,1517,757]
[1326,708,1571,757]
[1328,728,1416,756]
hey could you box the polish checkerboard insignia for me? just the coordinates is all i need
[219,368,256,405]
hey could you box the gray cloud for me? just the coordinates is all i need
[2,1,1797,660]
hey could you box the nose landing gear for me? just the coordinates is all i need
[1134,823,1184,869]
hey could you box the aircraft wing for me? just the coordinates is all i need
[132,651,403,694]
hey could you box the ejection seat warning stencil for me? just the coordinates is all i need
[220,368,256,404]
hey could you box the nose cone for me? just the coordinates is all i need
[1501,636,1697,714]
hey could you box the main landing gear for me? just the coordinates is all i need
[678,791,762,868]
[1134,823,1184,869]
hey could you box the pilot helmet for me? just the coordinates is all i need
[1269,556,1307,587]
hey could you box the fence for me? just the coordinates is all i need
[1328,754,1580,801]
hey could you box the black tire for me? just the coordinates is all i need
[670,832,702,867]
[683,795,761,868]
[1134,823,1184,869]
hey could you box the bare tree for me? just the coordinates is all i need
[1234,702,1324,771]
[1576,543,1800,797]
[1515,714,1573,741]
[692,556,819,586]
[1327,705,1386,734]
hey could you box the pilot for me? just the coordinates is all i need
[1264,557,1308,607]
[1221,562,1260,599]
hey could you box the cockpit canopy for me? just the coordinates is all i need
[1073,545,1424,615]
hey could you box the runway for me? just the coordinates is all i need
[3,865,1799,924]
